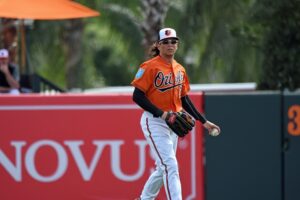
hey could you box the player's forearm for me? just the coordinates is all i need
[181,95,207,123]
[132,87,164,117]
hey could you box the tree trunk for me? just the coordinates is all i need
[139,0,169,56]
[62,19,84,90]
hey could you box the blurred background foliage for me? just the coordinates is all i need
[18,0,300,91]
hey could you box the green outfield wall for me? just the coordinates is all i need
[204,91,300,200]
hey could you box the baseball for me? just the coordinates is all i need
[209,128,220,137]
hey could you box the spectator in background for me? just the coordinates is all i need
[2,25,18,65]
[0,48,20,94]
[1,19,18,66]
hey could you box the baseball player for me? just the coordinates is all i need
[131,28,220,200]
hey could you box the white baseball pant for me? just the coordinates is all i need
[139,111,182,200]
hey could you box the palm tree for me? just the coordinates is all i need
[169,0,263,83]
[139,0,169,53]
[62,19,85,89]
[100,0,170,56]
[82,0,171,86]
[27,0,265,88]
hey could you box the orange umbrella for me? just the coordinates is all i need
[0,0,99,20]
[0,0,100,71]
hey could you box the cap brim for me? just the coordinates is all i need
[159,37,179,41]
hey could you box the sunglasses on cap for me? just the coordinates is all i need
[160,39,178,45]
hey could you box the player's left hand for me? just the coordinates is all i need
[164,111,195,137]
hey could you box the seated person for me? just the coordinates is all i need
[0,49,20,94]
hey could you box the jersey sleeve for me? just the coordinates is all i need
[181,70,190,97]
[131,63,152,93]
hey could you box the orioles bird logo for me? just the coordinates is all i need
[165,30,171,36]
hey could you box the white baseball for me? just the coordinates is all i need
[209,128,220,137]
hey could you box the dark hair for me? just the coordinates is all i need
[148,42,160,57]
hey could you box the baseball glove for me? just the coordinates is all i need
[165,111,195,137]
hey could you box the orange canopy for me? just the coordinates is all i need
[0,0,99,20]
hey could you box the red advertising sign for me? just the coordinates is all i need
[0,94,204,200]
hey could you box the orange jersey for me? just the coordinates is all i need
[131,55,190,112]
